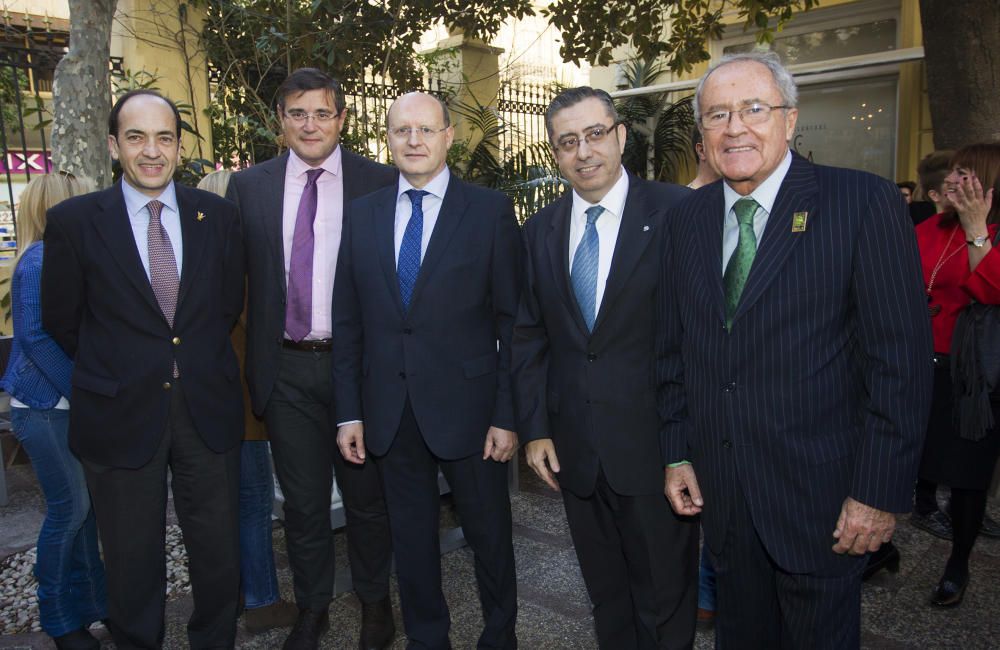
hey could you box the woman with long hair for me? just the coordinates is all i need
[0,172,107,648]
[915,143,1000,606]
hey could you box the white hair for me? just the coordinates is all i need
[693,50,798,121]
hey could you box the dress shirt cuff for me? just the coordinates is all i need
[667,460,692,468]
[336,419,363,427]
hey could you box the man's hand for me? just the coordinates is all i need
[832,496,896,555]
[524,439,561,491]
[337,422,367,465]
[483,426,518,463]
[665,464,703,516]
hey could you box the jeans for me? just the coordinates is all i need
[239,440,280,609]
[11,407,107,637]
[698,544,716,612]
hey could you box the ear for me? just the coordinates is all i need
[615,122,627,155]
[108,135,120,160]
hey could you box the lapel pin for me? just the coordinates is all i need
[642,225,650,232]
[196,211,206,222]
[791,211,809,233]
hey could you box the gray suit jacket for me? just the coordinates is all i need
[226,148,397,415]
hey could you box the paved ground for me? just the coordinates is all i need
[2,454,1000,649]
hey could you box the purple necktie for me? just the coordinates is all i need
[286,168,323,341]
[147,200,179,377]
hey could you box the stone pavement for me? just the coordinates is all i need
[2,455,999,649]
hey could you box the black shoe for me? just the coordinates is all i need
[980,513,1000,538]
[911,510,953,540]
[359,595,396,650]
[283,608,330,650]
[930,575,968,607]
[862,542,901,582]
[53,628,100,650]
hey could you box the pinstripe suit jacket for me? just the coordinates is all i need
[658,152,933,573]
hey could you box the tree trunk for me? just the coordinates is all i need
[51,0,116,189]
[919,0,1000,150]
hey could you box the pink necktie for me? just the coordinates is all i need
[147,200,179,377]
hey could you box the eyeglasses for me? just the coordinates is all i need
[283,109,341,124]
[388,126,449,140]
[700,103,791,130]
[554,123,620,154]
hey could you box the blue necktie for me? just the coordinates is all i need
[397,189,428,310]
[571,205,604,331]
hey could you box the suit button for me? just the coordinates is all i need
[722,382,736,392]
[722,439,732,449]
[399,372,406,379]
[403,328,412,335]
[162,382,172,390]
[587,353,597,362]
[172,337,181,346]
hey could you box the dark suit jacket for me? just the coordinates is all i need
[658,153,933,573]
[331,173,521,459]
[41,182,245,469]
[513,176,690,497]
[226,148,397,416]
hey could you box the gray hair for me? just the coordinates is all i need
[693,50,798,124]
[545,86,620,142]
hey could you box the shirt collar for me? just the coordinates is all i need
[722,149,792,218]
[397,166,451,202]
[287,144,342,178]
[570,166,630,220]
[121,178,179,218]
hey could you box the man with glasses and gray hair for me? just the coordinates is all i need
[658,51,932,647]
[512,86,697,649]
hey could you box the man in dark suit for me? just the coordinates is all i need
[41,89,245,648]
[658,51,933,648]
[512,86,698,649]
[226,68,396,649]
[333,92,520,649]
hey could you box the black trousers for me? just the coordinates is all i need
[562,469,698,650]
[265,347,391,609]
[375,400,517,650]
[711,483,865,650]
[84,383,240,649]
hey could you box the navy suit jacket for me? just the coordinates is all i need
[658,153,933,572]
[331,173,521,459]
[41,182,245,469]
[226,149,397,415]
[513,175,690,497]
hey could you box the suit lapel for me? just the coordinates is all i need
[696,181,727,325]
[373,187,404,315]
[262,154,289,297]
[545,194,589,334]
[733,154,819,325]
[94,184,161,317]
[407,176,468,310]
[176,186,206,309]
[593,176,655,333]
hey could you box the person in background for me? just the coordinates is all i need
[197,169,298,633]
[1,172,106,650]
[897,180,916,204]
[910,151,954,227]
[915,143,1000,607]
[687,126,720,190]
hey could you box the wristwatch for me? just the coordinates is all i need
[967,234,990,248]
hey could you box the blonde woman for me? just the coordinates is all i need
[0,172,107,649]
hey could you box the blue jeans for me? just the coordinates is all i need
[11,407,107,637]
[698,543,716,611]
[239,440,280,608]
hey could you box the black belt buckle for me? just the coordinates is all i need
[283,338,333,352]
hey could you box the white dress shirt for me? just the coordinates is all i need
[394,166,450,264]
[568,168,629,314]
[721,150,792,270]
[122,179,182,279]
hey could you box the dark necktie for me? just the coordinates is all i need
[147,200,179,377]
[571,205,604,332]
[397,189,428,311]
[724,197,760,330]
[286,168,323,341]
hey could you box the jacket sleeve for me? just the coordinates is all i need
[489,196,522,431]
[331,201,364,424]
[221,201,245,330]
[511,220,552,442]
[41,210,84,358]
[656,210,692,465]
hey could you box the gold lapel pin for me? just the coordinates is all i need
[196,211,206,222]
[791,211,809,233]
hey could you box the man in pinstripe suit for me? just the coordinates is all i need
[658,51,933,648]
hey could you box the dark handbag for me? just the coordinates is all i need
[950,231,1000,440]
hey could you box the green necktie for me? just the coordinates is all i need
[724,197,760,330]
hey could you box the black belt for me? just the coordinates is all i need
[283,338,332,352]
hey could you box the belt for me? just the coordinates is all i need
[282,338,332,352]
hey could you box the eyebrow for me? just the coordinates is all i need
[122,128,176,137]
[703,98,773,112]
[556,122,610,140]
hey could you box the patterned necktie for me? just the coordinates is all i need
[397,189,428,311]
[571,205,604,332]
[285,168,324,341]
[147,200,180,377]
[724,197,760,330]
